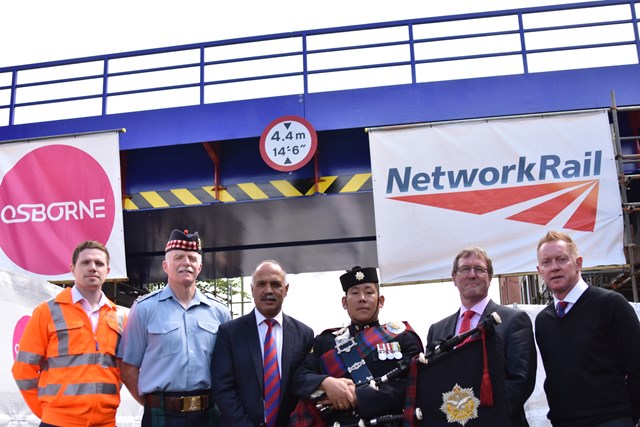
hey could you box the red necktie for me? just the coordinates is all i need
[556,301,568,318]
[263,319,280,427]
[457,310,475,347]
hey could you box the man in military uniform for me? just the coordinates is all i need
[291,266,422,427]
[118,229,231,427]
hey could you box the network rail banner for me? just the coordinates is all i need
[369,111,624,284]
[0,132,127,280]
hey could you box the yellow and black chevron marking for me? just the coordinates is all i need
[123,173,372,210]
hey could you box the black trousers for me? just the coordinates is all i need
[594,417,634,427]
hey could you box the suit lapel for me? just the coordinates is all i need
[482,299,497,317]
[280,314,293,396]
[482,299,504,336]
[245,310,264,389]
[447,311,459,337]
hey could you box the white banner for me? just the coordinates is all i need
[369,111,624,284]
[0,132,127,280]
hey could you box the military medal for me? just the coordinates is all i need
[377,343,387,360]
[392,342,402,359]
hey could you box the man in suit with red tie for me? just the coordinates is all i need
[426,246,537,427]
[212,260,314,427]
[535,231,640,427]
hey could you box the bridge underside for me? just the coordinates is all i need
[124,192,378,284]
[2,13,640,288]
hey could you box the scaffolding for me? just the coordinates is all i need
[518,97,640,305]
[610,94,640,303]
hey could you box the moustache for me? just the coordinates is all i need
[261,295,277,302]
[178,267,194,273]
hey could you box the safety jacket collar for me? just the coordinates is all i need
[54,287,117,310]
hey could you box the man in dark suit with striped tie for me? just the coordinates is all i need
[212,260,314,427]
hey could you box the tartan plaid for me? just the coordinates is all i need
[165,239,201,252]
[320,348,347,377]
[290,397,325,427]
[320,323,408,377]
[142,405,219,427]
[402,357,419,427]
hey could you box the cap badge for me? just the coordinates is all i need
[355,271,365,281]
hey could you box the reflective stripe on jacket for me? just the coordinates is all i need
[12,287,125,427]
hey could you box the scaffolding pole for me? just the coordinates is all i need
[610,91,639,302]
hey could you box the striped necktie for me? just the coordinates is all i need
[263,319,280,427]
[556,301,568,318]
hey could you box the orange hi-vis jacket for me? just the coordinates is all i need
[12,287,125,427]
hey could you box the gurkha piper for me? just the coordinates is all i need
[291,266,423,427]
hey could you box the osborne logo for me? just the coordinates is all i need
[0,145,115,275]
[386,151,602,232]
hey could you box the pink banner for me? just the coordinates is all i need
[0,132,127,280]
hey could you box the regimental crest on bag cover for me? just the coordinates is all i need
[439,383,480,426]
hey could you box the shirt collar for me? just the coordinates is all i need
[460,295,491,317]
[159,285,175,301]
[553,277,588,305]
[160,285,211,306]
[255,309,283,326]
[71,285,108,308]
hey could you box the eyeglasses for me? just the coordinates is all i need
[456,266,488,275]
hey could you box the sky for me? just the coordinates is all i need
[0,0,581,68]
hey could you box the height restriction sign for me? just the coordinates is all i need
[259,115,318,172]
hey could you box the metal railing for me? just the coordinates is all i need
[0,0,638,126]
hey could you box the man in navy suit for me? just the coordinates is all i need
[212,260,314,427]
[426,246,537,427]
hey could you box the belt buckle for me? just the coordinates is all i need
[181,395,202,412]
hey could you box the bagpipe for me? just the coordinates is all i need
[423,311,501,361]
[405,311,508,427]
[319,312,504,426]
[329,408,423,427]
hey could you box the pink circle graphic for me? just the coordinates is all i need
[0,145,116,275]
[13,315,31,361]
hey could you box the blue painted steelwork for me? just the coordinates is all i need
[1,0,640,284]
[1,1,639,145]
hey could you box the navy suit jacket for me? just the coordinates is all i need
[212,309,314,427]
[426,300,537,427]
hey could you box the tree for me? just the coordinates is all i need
[146,277,250,309]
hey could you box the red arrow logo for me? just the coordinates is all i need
[389,180,599,232]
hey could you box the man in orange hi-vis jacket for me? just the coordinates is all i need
[12,240,126,427]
